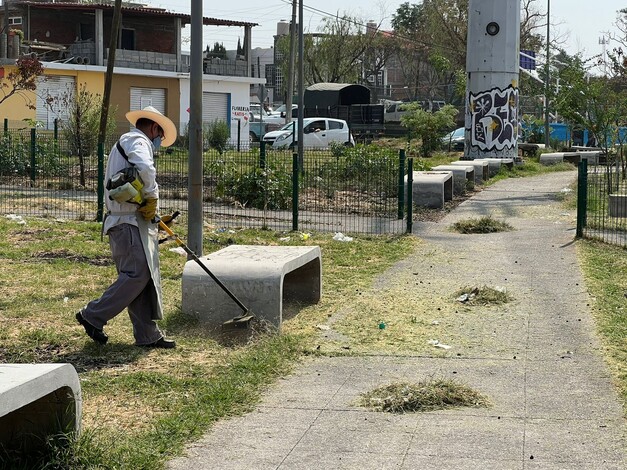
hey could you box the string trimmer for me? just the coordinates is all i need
[157,216,255,328]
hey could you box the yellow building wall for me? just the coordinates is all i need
[0,65,105,123]
[0,64,180,135]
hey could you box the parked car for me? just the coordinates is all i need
[249,104,284,125]
[274,104,298,119]
[263,117,355,149]
[441,127,465,151]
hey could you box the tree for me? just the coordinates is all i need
[206,42,226,59]
[400,103,458,157]
[392,0,548,105]
[302,15,372,85]
[59,83,117,187]
[0,56,44,109]
[555,57,627,191]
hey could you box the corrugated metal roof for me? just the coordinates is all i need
[13,1,257,27]
[307,83,366,92]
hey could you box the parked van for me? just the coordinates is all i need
[263,117,354,149]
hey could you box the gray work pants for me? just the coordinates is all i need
[82,223,163,345]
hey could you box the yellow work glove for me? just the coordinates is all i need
[158,211,180,231]
[138,198,158,221]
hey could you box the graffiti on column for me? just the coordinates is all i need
[468,85,519,151]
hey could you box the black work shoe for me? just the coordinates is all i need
[139,337,176,349]
[76,311,108,345]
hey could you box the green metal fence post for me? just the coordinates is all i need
[97,142,105,222]
[3,118,7,133]
[30,128,36,183]
[406,157,413,233]
[576,159,588,237]
[53,118,58,140]
[237,120,241,152]
[260,140,266,169]
[398,149,406,219]
[292,151,299,231]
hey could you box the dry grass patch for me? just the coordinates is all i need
[359,379,490,413]
[451,215,514,234]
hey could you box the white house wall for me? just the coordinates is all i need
[179,77,260,146]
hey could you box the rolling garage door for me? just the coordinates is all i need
[202,92,229,125]
[130,87,166,114]
[36,75,76,130]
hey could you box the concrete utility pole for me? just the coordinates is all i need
[188,0,203,256]
[286,1,297,124]
[464,0,520,160]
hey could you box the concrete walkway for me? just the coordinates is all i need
[168,171,626,470]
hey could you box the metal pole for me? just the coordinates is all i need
[397,149,406,219]
[286,0,297,125]
[97,142,104,222]
[188,0,203,257]
[297,0,304,170]
[292,152,299,231]
[406,158,413,233]
[544,0,550,147]
[576,159,588,237]
[30,128,36,183]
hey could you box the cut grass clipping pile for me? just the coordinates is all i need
[359,379,490,413]
[455,285,511,305]
[451,216,514,234]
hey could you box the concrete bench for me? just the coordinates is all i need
[0,364,82,452]
[475,158,514,176]
[539,152,565,165]
[518,142,545,157]
[575,151,601,165]
[182,245,322,330]
[431,165,475,195]
[450,160,490,184]
[609,194,627,218]
[405,171,453,209]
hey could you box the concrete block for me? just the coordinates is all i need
[431,165,475,195]
[0,364,81,452]
[182,245,322,329]
[475,158,514,176]
[405,171,453,209]
[609,194,627,218]
[539,153,565,165]
[575,151,601,165]
[450,160,490,183]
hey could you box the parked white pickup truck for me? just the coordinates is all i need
[263,117,355,149]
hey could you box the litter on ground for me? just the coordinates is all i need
[428,339,452,349]
[333,232,353,242]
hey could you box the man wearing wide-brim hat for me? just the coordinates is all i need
[76,106,178,349]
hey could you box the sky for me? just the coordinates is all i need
[151,0,625,61]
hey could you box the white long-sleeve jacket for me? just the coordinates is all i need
[103,129,159,235]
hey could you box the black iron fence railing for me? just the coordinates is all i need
[577,156,627,248]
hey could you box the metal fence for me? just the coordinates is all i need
[0,125,415,234]
[577,156,627,248]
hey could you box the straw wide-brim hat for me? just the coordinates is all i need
[126,106,177,147]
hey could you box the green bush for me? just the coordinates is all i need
[204,120,231,154]
[224,162,292,210]
[0,134,28,176]
[321,144,429,196]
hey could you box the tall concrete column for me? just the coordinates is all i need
[245,25,252,77]
[464,0,520,160]
[95,9,104,66]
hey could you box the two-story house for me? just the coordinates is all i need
[0,0,264,145]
